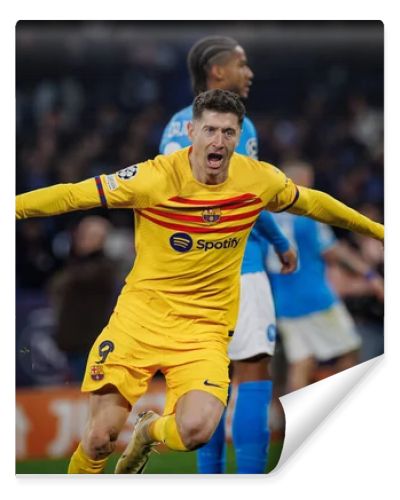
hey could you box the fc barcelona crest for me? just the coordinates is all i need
[90,365,105,381]
[202,207,221,225]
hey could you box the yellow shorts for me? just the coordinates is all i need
[81,314,230,415]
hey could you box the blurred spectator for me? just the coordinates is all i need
[48,216,117,382]
[16,220,59,290]
[348,93,383,158]
[17,307,69,386]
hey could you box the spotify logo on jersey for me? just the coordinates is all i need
[169,233,193,253]
[169,232,242,253]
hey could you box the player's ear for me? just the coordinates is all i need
[209,64,224,82]
[234,123,242,147]
[235,134,241,148]
[187,121,194,141]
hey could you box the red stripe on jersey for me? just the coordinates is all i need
[146,206,263,223]
[169,193,260,207]
[146,207,200,223]
[159,197,262,212]
[223,198,262,210]
[222,207,263,222]
[137,209,255,233]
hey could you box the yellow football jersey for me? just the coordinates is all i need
[90,147,298,346]
[16,145,383,348]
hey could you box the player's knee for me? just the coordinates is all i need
[179,415,215,450]
[84,425,119,460]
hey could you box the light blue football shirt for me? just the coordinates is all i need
[159,105,289,273]
[266,212,338,318]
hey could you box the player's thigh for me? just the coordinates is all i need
[162,343,230,416]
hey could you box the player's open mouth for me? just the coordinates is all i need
[207,153,224,169]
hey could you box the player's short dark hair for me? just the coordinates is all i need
[188,36,239,95]
[193,89,245,126]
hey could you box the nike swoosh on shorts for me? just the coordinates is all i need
[203,379,222,388]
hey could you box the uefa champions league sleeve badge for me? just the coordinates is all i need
[117,165,138,180]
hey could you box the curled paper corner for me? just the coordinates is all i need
[273,354,384,473]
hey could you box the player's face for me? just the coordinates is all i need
[188,110,241,185]
[219,46,254,98]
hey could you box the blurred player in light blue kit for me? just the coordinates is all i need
[160,36,297,473]
[266,161,384,393]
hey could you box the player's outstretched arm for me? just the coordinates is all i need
[288,187,384,241]
[16,179,102,219]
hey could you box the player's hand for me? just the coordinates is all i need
[278,247,298,274]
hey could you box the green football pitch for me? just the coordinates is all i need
[16,441,283,474]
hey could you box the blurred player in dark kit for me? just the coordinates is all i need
[50,216,116,381]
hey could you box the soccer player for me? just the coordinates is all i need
[16,89,384,474]
[159,35,293,474]
[266,160,384,392]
